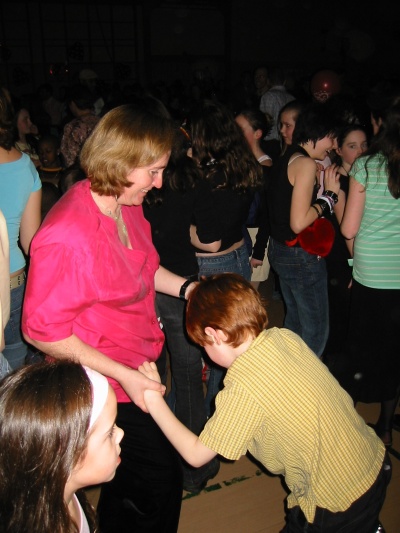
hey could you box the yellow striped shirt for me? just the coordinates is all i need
[200,328,385,523]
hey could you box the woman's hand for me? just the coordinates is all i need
[119,366,165,412]
[323,164,341,194]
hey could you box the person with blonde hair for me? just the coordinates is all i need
[22,103,198,532]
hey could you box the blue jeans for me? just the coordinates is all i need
[156,292,206,435]
[156,291,220,488]
[0,353,11,379]
[268,238,329,357]
[4,282,28,370]
[197,243,251,417]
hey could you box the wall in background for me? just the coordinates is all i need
[0,0,399,99]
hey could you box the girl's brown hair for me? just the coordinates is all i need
[186,273,268,348]
[0,360,97,533]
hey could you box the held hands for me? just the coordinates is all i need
[120,365,165,413]
[324,164,341,194]
[138,361,161,383]
[138,361,165,411]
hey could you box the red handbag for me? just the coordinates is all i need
[285,217,335,257]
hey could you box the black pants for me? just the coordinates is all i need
[281,452,391,533]
[97,402,183,533]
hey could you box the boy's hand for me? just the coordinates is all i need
[138,361,162,384]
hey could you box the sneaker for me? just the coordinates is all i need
[183,457,220,494]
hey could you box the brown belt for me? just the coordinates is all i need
[10,271,26,290]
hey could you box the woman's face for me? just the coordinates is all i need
[118,152,170,206]
[337,130,368,167]
[17,108,33,136]
[279,110,297,146]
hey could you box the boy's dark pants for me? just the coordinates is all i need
[281,451,391,533]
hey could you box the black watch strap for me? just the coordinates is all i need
[179,279,192,300]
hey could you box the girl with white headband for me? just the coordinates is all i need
[0,360,123,533]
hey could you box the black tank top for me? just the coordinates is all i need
[268,145,317,244]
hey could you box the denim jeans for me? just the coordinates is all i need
[156,291,220,488]
[197,243,251,417]
[3,282,28,370]
[0,353,11,379]
[268,238,329,357]
[156,292,206,435]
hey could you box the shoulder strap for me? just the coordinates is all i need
[288,154,305,166]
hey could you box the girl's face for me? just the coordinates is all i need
[71,386,124,489]
[304,136,336,161]
[17,108,33,136]
[38,141,60,168]
[279,110,297,146]
[336,130,368,167]
[235,114,258,147]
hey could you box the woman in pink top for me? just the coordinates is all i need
[22,104,196,533]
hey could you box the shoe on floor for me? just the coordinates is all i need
[183,457,220,494]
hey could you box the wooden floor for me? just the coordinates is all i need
[87,274,400,532]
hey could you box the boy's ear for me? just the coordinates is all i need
[204,326,228,345]
[204,326,216,343]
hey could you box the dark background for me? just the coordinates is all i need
[1,0,399,102]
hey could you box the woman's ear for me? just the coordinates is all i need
[254,128,263,141]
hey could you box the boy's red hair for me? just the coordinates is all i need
[186,273,268,348]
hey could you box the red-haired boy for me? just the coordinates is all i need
[140,273,390,533]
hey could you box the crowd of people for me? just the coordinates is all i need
[0,63,399,533]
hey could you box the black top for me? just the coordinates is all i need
[268,144,317,244]
[192,169,254,254]
[143,178,220,277]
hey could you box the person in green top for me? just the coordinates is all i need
[341,100,400,448]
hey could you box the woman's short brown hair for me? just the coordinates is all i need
[80,104,174,197]
[186,273,268,348]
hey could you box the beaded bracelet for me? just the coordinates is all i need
[323,190,338,204]
[314,197,332,216]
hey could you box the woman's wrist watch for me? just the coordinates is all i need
[179,279,193,301]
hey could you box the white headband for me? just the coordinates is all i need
[83,366,109,430]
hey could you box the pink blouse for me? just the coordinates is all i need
[22,180,163,402]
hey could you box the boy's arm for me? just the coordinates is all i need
[140,362,217,468]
